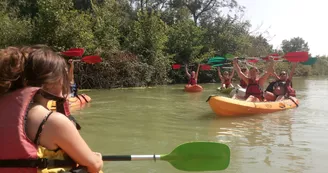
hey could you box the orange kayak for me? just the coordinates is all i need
[206,95,299,116]
[47,94,91,111]
[184,84,203,92]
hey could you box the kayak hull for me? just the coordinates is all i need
[217,87,234,94]
[184,84,203,92]
[47,94,91,111]
[207,95,299,116]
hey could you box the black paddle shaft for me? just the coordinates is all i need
[102,155,132,161]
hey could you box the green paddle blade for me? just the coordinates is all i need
[160,142,230,172]
[207,57,226,64]
[225,53,234,59]
[301,57,317,65]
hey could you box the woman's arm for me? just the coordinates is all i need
[259,60,274,87]
[272,72,280,80]
[68,59,74,84]
[229,68,235,79]
[185,64,191,78]
[233,58,249,85]
[43,113,103,173]
[217,66,224,81]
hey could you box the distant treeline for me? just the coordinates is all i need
[1,0,327,88]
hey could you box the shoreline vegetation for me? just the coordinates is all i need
[2,0,328,89]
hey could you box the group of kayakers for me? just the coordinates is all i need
[0,45,103,173]
[184,57,297,102]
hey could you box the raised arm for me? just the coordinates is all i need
[259,59,274,87]
[229,68,235,79]
[233,58,249,85]
[271,71,281,80]
[68,59,74,84]
[289,62,297,80]
[185,64,191,78]
[195,63,200,80]
[217,66,224,81]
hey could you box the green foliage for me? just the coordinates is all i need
[0,1,32,48]
[0,0,327,88]
[166,20,205,64]
[91,0,122,51]
[0,12,32,48]
[32,0,94,51]
[128,11,168,64]
[281,37,309,53]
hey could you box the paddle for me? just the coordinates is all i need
[172,64,213,70]
[102,142,230,172]
[207,57,227,64]
[73,55,102,64]
[227,52,309,63]
[301,57,318,65]
[211,62,233,67]
[61,48,85,57]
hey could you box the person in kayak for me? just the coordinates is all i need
[0,46,103,173]
[68,59,78,98]
[185,64,200,85]
[217,66,234,89]
[232,58,274,102]
[264,62,297,101]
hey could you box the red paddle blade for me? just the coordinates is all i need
[284,52,309,62]
[81,55,102,64]
[247,59,259,63]
[200,64,211,70]
[61,48,85,57]
[172,64,182,70]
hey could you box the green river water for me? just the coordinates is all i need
[73,76,328,173]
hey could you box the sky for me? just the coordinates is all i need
[227,0,327,56]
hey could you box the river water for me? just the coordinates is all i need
[73,76,328,173]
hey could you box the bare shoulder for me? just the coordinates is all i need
[45,111,76,129]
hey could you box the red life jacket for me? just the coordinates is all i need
[239,79,247,88]
[223,78,231,87]
[188,77,197,85]
[0,87,81,172]
[245,78,263,99]
[0,87,39,173]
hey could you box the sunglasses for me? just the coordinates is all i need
[280,73,286,76]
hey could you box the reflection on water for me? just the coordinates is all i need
[75,77,328,173]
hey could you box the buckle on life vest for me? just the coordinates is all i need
[37,158,48,169]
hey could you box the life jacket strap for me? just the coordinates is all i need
[0,158,76,169]
[38,89,82,130]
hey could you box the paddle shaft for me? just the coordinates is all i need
[102,155,161,161]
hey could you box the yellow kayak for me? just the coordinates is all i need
[206,95,299,116]
[47,94,91,111]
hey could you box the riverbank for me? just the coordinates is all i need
[74,57,328,89]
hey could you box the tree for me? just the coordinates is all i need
[281,37,309,53]
[166,19,205,64]
[171,0,240,25]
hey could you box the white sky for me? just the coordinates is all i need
[230,0,327,56]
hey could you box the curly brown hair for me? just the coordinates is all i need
[0,45,70,97]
